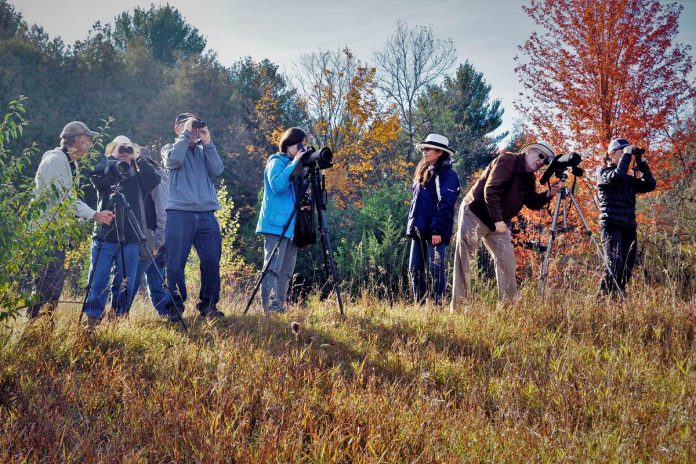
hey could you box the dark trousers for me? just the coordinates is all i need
[166,210,222,314]
[599,223,638,295]
[28,248,66,317]
[409,237,447,304]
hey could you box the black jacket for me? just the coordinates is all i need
[406,160,460,244]
[91,157,161,243]
[597,152,656,229]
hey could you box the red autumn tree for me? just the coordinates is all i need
[515,0,695,164]
[513,0,696,285]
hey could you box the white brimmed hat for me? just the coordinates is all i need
[105,135,140,156]
[415,134,454,157]
[520,142,555,160]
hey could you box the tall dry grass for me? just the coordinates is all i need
[1,282,694,463]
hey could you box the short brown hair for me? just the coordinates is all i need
[278,127,307,154]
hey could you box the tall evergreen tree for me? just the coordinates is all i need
[113,4,206,63]
[416,61,505,181]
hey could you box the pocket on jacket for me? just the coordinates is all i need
[271,210,290,227]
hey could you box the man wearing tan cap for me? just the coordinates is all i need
[450,142,560,308]
[29,121,115,318]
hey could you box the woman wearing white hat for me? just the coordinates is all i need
[406,134,461,305]
[82,135,161,327]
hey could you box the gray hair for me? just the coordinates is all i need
[60,135,80,149]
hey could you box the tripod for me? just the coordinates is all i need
[79,181,188,332]
[244,164,345,317]
[537,172,622,297]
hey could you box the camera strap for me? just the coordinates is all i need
[435,175,442,203]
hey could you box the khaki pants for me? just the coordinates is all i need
[451,203,517,309]
[261,234,298,313]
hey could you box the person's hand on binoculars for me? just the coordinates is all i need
[293,144,308,163]
[93,210,115,225]
[199,126,212,145]
[431,235,442,245]
[494,221,508,233]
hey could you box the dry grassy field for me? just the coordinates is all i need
[1,285,695,463]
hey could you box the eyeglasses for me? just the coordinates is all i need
[118,145,134,154]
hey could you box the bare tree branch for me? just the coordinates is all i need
[374,20,456,160]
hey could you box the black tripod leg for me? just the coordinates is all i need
[538,190,563,297]
[115,218,129,318]
[313,182,344,317]
[566,191,624,297]
[120,196,189,332]
[244,176,311,315]
[79,198,117,323]
[79,236,108,323]
[244,233,287,315]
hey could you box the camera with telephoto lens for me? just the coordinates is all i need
[539,152,583,185]
[86,158,131,181]
[301,145,333,170]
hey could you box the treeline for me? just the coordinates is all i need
[0,1,506,298]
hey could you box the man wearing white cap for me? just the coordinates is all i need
[451,142,559,308]
[29,121,115,318]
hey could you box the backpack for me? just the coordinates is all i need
[293,193,316,249]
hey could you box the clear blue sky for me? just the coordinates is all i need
[13,0,696,142]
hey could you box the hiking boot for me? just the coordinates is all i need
[200,307,225,319]
[165,304,184,323]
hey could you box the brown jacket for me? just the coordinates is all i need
[464,152,550,230]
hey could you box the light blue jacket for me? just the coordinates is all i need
[161,130,224,212]
[256,153,301,238]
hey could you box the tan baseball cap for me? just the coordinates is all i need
[60,121,99,139]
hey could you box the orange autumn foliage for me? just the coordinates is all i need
[297,48,403,209]
[513,0,695,280]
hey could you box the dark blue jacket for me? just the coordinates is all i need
[597,152,656,229]
[406,160,460,244]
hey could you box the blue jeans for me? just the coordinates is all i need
[84,240,140,319]
[166,210,222,313]
[111,250,169,316]
[409,238,447,304]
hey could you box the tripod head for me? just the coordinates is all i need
[540,152,583,185]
